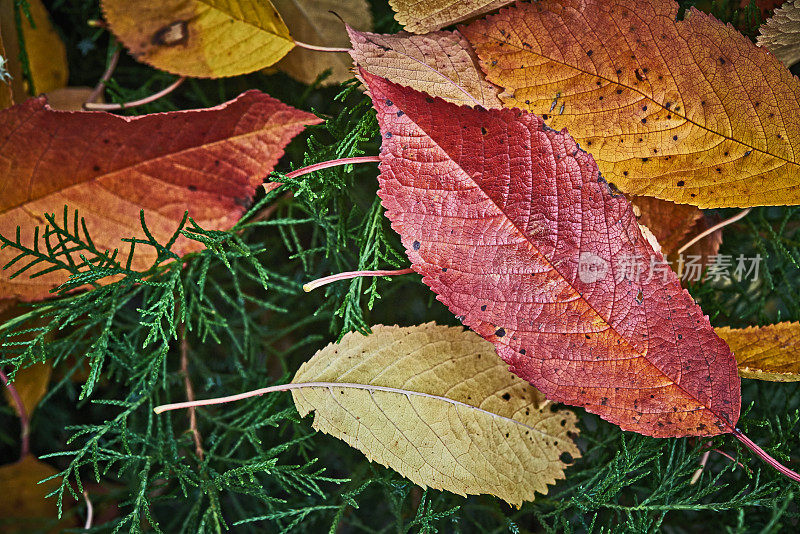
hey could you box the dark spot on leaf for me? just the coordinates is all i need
[616,89,623,94]
[188,185,197,191]
[152,21,189,46]
[502,393,511,400]
[385,98,393,106]
[678,334,683,339]
[92,165,101,172]
[560,452,573,464]
[396,110,404,117]
[412,240,420,250]
[425,97,434,103]
[641,118,647,124]
[384,132,392,138]
[587,50,593,56]
[677,180,685,186]
[495,327,506,337]
[673,135,678,140]
[481,305,487,311]
[520,348,526,355]
[481,127,487,135]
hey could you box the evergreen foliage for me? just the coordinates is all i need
[1,0,800,532]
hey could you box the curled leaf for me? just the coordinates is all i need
[101,0,294,78]
[348,26,501,108]
[0,91,320,301]
[758,0,800,67]
[292,323,580,506]
[717,322,800,381]
[463,0,800,207]
[362,69,740,438]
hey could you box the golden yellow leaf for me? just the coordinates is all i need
[0,0,68,100]
[2,362,52,416]
[388,0,513,34]
[758,0,800,67]
[348,27,502,108]
[716,322,800,381]
[463,0,800,207]
[0,455,74,533]
[291,323,580,506]
[101,0,294,78]
[273,0,372,85]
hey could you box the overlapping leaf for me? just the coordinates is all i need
[362,69,740,438]
[101,0,294,78]
[717,322,800,381]
[388,0,514,34]
[462,0,800,208]
[0,91,319,301]
[348,26,501,108]
[758,0,800,67]
[292,323,580,505]
[274,0,372,85]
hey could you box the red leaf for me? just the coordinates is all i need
[0,91,319,301]
[362,70,740,438]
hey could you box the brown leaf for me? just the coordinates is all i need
[274,0,373,85]
[758,0,800,67]
[0,455,75,533]
[388,0,514,33]
[43,87,100,111]
[0,92,320,301]
[0,25,13,109]
[348,26,502,108]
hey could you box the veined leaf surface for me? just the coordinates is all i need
[101,0,294,78]
[717,322,800,381]
[0,91,319,301]
[463,0,800,207]
[362,70,740,438]
[292,323,580,505]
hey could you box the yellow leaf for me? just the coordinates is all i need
[273,0,372,85]
[758,0,800,67]
[2,362,52,416]
[388,0,514,34]
[348,27,502,108]
[716,322,800,382]
[463,0,800,207]
[101,0,294,78]
[0,455,74,533]
[0,0,68,100]
[291,323,580,506]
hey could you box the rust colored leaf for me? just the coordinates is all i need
[717,322,800,381]
[362,69,740,438]
[0,91,319,301]
[631,197,704,256]
[348,27,502,108]
[758,0,800,67]
[388,0,514,34]
[462,0,800,208]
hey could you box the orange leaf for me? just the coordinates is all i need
[0,92,320,301]
[362,69,740,438]
[462,0,800,208]
[348,26,502,108]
